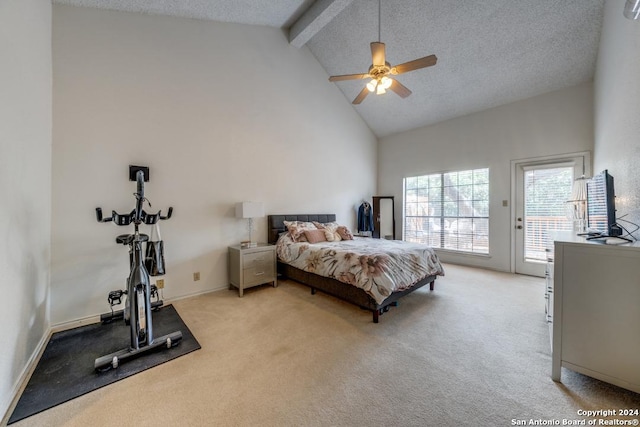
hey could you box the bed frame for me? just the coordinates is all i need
[268,214,437,323]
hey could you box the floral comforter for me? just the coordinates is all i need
[276,236,445,304]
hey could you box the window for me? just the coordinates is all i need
[523,166,573,261]
[404,168,489,254]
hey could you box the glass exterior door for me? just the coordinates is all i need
[515,163,575,276]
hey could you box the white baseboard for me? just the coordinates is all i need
[0,285,225,424]
[164,285,226,303]
[51,314,102,334]
[51,286,224,332]
[1,326,52,426]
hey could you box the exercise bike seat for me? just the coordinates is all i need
[116,233,149,245]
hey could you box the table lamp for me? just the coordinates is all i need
[235,202,264,247]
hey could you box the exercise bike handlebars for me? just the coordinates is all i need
[96,170,173,226]
[95,206,173,225]
[95,207,110,223]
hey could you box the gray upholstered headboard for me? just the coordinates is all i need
[268,214,336,244]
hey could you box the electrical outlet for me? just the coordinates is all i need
[193,272,200,281]
[156,279,164,289]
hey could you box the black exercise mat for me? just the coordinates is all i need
[8,304,200,424]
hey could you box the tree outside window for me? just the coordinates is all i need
[404,168,489,254]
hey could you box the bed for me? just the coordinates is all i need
[268,214,444,323]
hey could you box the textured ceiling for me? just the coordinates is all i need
[53,0,316,27]
[53,0,605,138]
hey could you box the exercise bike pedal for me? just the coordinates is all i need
[100,299,164,323]
[108,290,124,306]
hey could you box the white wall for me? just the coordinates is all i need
[378,83,594,272]
[594,0,640,238]
[0,0,52,419]
[51,5,377,325]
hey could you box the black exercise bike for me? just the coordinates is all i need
[94,170,182,371]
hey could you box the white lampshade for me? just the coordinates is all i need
[235,202,264,219]
[566,176,588,232]
[569,176,588,202]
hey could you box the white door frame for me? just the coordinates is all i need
[509,151,591,275]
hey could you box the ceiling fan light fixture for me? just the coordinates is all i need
[327,0,437,104]
[624,0,640,20]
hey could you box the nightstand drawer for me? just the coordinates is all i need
[243,265,275,287]
[243,251,273,269]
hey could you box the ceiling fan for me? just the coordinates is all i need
[328,1,437,105]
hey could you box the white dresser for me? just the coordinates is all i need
[548,231,640,393]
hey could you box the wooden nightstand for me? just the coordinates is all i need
[228,243,277,297]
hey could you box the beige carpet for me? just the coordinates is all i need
[7,264,640,426]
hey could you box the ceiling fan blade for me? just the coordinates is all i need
[389,79,412,98]
[392,54,437,75]
[329,73,369,82]
[371,42,386,67]
[352,86,370,104]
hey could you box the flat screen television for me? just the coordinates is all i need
[586,169,623,238]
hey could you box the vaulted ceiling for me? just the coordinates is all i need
[53,0,605,138]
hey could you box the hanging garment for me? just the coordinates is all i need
[145,222,166,276]
[358,202,374,233]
